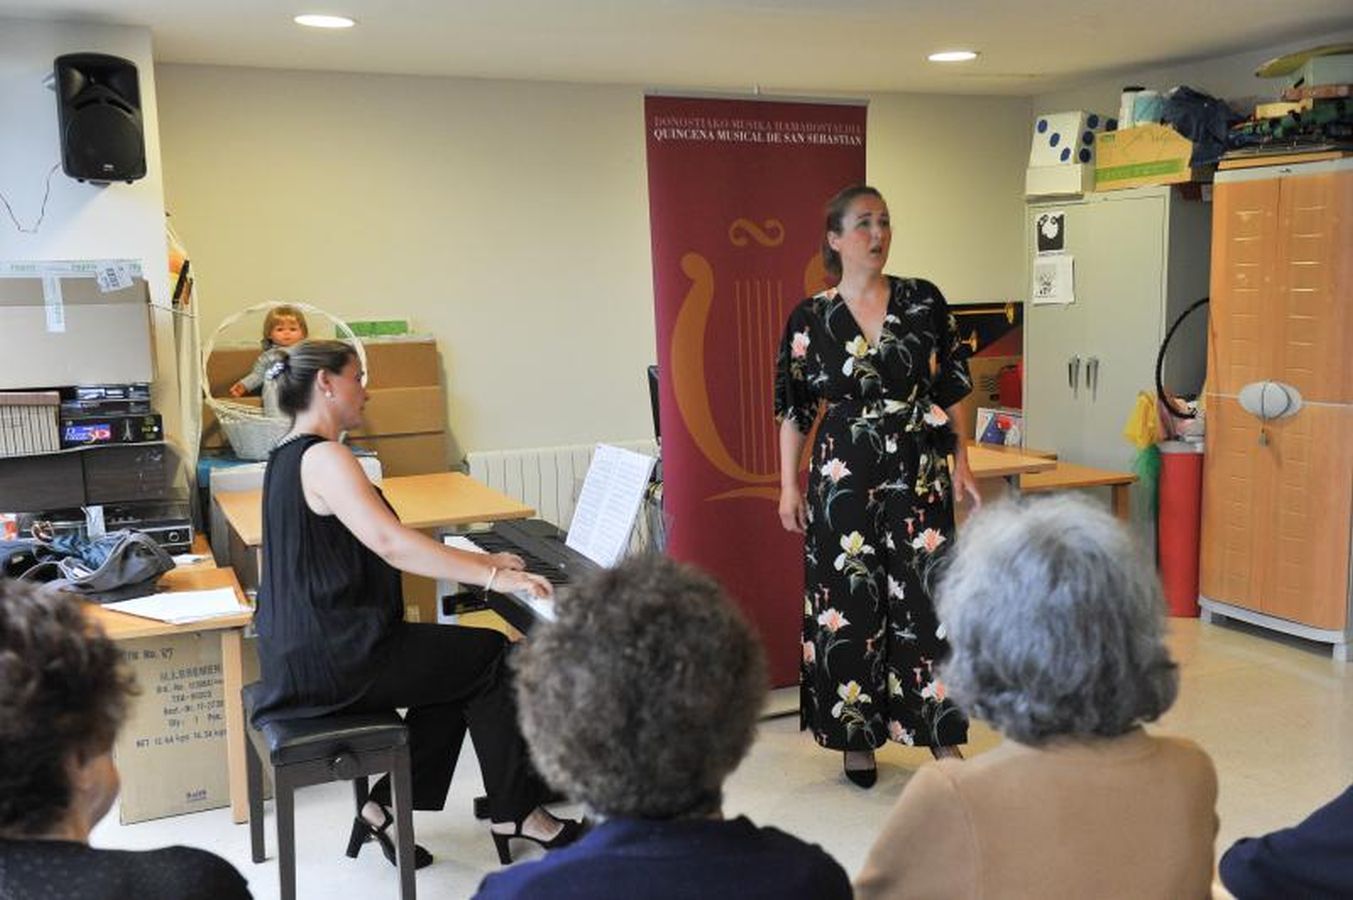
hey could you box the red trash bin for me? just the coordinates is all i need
[1158,440,1204,617]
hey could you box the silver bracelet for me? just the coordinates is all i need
[484,567,499,595]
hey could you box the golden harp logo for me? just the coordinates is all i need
[670,218,828,503]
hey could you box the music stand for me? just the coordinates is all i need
[646,365,661,444]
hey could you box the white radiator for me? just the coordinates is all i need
[465,439,658,531]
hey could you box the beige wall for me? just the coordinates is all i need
[867,92,1030,304]
[0,19,183,442]
[155,64,1031,460]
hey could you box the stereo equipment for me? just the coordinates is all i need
[74,384,151,402]
[59,412,162,447]
[54,53,146,183]
[61,384,153,418]
[30,502,194,555]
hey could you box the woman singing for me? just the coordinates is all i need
[774,185,980,787]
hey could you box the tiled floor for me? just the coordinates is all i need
[91,617,1352,899]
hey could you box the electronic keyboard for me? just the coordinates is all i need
[450,519,600,633]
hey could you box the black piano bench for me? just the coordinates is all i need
[242,682,417,900]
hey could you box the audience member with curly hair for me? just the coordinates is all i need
[855,496,1218,900]
[0,579,252,900]
[474,554,852,899]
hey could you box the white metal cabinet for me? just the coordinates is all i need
[1025,186,1212,475]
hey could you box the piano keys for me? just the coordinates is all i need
[445,519,600,634]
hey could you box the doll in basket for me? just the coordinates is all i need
[227,305,308,414]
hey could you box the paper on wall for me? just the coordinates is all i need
[1032,254,1075,305]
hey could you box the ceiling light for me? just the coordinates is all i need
[294,13,356,29]
[928,50,979,63]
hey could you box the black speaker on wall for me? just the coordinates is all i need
[54,53,146,183]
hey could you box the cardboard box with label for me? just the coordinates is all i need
[1095,124,1206,191]
[113,632,232,823]
[0,263,152,390]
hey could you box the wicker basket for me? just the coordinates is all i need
[203,302,367,460]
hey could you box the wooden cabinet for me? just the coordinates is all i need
[1025,186,1212,534]
[1199,158,1353,656]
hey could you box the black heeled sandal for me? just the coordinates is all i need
[843,751,878,788]
[491,815,585,865]
[346,804,434,869]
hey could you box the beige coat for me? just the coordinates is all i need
[855,729,1218,900]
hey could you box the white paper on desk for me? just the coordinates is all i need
[566,444,657,568]
[103,588,249,625]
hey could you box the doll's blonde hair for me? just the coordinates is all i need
[262,305,309,345]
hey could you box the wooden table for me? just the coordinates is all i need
[216,471,535,548]
[214,472,536,601]
[1020,460,1137,521]
[966,442,1057,482]
[85,565,254,824]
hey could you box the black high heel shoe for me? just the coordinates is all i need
[843,751,878,788]
[346,805,434,869]
[491,815,585,865]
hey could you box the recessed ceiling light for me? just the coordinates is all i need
[294,13,356,29]
[928,50,979,63]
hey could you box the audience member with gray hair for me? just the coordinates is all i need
[855,495,1219,900]
[474,554,852,900]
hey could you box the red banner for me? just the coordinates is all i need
[645,96,867,685]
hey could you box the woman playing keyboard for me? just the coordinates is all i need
[250,339,583,871]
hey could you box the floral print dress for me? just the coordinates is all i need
[775,276,972,751]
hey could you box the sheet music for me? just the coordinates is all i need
[103,588,249,625]
[565,444,657,567]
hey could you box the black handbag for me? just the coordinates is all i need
[12,529,177,603]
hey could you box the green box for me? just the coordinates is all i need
[345,319,410,337]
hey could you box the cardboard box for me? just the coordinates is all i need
[349,386,447,436]
[348,319,411,337]
[113,632,230,823]
[0,270,152,390]
[347,432,450,476]
[1288,53,1353,90]
[201,385,447,449]
[1095,124,1204,191]
[363,338,441,389]
[206,336,441,395]
[1026,163,1094,197]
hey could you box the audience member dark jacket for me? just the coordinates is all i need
[1220,784,1353,900]
[0,839,251,899]
[474,815,851,900]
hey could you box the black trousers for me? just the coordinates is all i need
[343,622,545,823]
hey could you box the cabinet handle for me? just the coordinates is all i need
[1068,355,1081,395]
[1087,356,1099,400]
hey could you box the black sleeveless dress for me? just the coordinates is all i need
[250,434,403,725]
